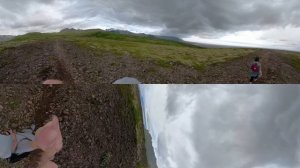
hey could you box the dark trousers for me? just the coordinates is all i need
[7,152,31,163]
[250,75,259,82]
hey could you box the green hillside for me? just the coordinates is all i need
[119,85,149,168]
[0,30,256,70]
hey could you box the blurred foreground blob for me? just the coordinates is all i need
[113,77,141,84]
[0,115,63,168]
[42,80,64,87]
[33,115,63,168]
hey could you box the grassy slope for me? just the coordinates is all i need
[119,85,148,168]
[0,30,257,70]
[281,52,300,70]
[2,30,300,71]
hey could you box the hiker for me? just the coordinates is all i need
[0,115,62,168]
[250,57,262,83]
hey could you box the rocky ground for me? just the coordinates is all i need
[0,84,139,168]
[0,40,201,84]
[1,40,300,84]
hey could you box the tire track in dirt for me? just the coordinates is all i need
[34,86,58,128]
[34,40,75,127]
[54,40,75,85]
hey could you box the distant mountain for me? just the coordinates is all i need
[186,42,238,48]
[144,129,158,168]
[60,28,78,32]
[106,29,136,35]
[155,35,183,42]
[0,35,14,42]
[106,28,183,43]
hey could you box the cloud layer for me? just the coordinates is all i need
[1,0,300,35]
[1,0,300,50]
[142,85,300,168]
[64,0,300,37]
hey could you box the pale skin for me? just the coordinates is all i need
[32,115,62,168]
[9,115,62,168]
[9,130,17,153]
[42,80,63,88]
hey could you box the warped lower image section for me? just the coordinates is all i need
[1,84,300,168]
[139,85,300,168]
[0,84,147,168]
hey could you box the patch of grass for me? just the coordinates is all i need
[100,152,112,167]
[7,100,21,110]
[119,85,144,147]
[67,36,256,71]
[284,53,300,70]
[0,60,14,68]
[0,33,54,49]
[119,85,148,168]
[0,29,257,71]
[110,62,117,66]
[155,59,172,68]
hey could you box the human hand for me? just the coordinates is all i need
[39,160,58,168]
[9,130,17,152]
[35,115,63,155]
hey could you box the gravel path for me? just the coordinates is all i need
[1,40,300,84]
[0,84,138,168]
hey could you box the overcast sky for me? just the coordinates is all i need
[140,85,300,168]
[1,0,300,51]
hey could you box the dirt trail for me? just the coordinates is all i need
[0,85,139,168]
[0,41,142,168]
[34,86,57,128]
[0,40,300,84]
[53,40,75,85]
[34,40,77,128]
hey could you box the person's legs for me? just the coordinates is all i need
[15,139,35,155]
[0,134,13,159]
[0,131,10,135]
[253,75,259,82]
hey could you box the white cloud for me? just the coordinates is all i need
[141,85,300,168]
[183,27,300,51]
[1,0,300,51]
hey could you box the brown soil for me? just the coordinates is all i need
[0,84,138,168]
[2,40,299,84]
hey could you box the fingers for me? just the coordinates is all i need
[9,129,16,136]
[39,160,58,168]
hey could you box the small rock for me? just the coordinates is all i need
[27,100,33,105]
[63,110,70,115]
[0,105,3,112]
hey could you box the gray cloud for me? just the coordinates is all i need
[1,0,300,36]
[74,0,300,37]
[0,0,71,34]
[160,85,300,168]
